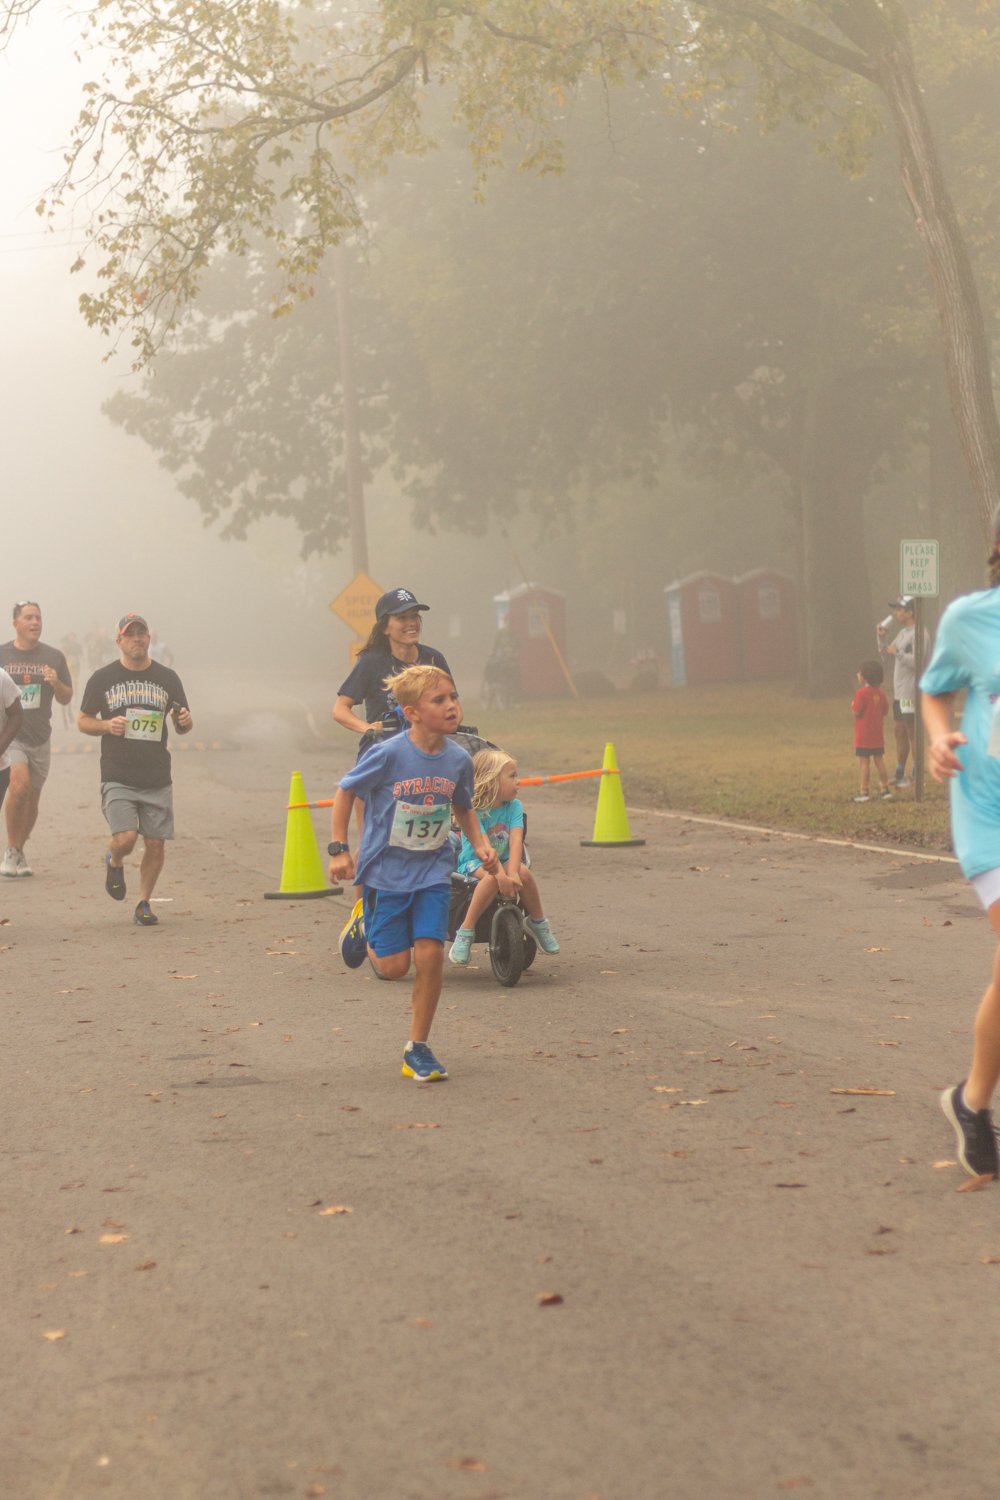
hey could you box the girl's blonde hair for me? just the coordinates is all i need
[471,747,515,810]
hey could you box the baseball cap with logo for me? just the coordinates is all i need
[374,589,430,621]
[116,612,149,633]
[887,596,915,611]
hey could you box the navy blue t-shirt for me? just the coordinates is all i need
[338,646,454,723]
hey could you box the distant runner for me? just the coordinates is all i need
[77,613,193,927]
[0,667,24,811]
[1,601,74,878]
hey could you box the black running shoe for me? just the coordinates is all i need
[133,899,159,927]
[940,1083,999,1177]
[105,851,126,901]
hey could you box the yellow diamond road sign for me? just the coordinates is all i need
[330,573,383,638]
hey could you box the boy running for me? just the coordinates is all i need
[327,664,497,1083]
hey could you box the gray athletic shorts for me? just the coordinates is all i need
[8,737,52,788]
[101,781,175,840]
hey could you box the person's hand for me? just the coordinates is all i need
[328,852,356,883]
[477,843,499,874]
[928,731,967,782]
[497,872,518,898]
[172,706,192,730]
[367,721,385,732]
[41,666,58,685]
[107,715,128,737]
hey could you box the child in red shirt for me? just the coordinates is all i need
[852,658,891,802]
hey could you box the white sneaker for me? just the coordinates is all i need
[0,847,19,878]
[15,848,32,877]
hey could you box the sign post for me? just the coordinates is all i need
[900,540,939,803]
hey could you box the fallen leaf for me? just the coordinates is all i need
[980,1255,1000,1264]
[777,1480,814,1492]
[170,974,198,980]
[134,1261,157,1271]
[933,1160,957,1170]
[864,947,889,953]
[42,1329,66,1342]
[389,1122,441,1130]
[99,1234,129,1244]
[830,1088,895,1097]
[866,1247,898,1255]
[318,1205,353,1216]
[653,1086,680,1094]
[447,1458,487,1472]
[536,1291,564,1306]
[305,1486,326,1497]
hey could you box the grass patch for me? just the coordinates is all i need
[476,681,952,854]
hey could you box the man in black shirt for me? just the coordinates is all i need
[1,600,74,878]
[78,613,193,927]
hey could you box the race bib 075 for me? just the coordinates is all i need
[123,708,165,742]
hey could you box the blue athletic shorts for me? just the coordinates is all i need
[364,884,451,957]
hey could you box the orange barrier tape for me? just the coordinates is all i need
[286,767,618,809]
[518,768,618,786]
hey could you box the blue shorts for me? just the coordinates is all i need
[364,884,451,957]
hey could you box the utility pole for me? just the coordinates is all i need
[334,242,368,576]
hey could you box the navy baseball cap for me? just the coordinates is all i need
[375,589,430,621]
[116,612,149,633]
[887,596,915,610]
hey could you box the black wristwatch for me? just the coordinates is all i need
[327,841,350,856]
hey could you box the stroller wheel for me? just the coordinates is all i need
[489,905,526,987]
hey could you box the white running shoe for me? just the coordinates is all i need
[15,848,32,877]
[0,846,19,878]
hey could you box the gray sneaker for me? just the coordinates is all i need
[15,848,32,877]
[941,1083,999,1178]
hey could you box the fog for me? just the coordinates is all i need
[2,8,988,706]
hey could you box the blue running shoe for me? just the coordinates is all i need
[526,916,560,954]
[401,1041,448,1082]
[338,898,367,969]
[133,899,159,927]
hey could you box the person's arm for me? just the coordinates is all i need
[328,786,358,884]
[43,662,73,706]
[922,690,966,781]
[332,694,384,735]
[166,687,191,738]
[454,805,498,874]
[78,711,126,737]
[0,694,22,758]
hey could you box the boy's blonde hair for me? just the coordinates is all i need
[471,747,515,810]
[387,663,455,710]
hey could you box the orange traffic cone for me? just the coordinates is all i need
[265,772,340,899]
[580,743,645,848]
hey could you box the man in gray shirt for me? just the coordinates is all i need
[0,601,73,877]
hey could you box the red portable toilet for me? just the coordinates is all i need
[493,583,569,698]
[735,569,797,679]
[664,572,740,686]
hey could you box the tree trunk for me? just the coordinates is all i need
[873,20,1000,538]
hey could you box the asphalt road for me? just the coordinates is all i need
[3,718,999,1500]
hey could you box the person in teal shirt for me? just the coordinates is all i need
[923,510,1000,1179]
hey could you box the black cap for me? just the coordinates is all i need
[887,596,915,611]
[374,588,430,621]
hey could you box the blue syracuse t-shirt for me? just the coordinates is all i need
[339,731,474,892]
